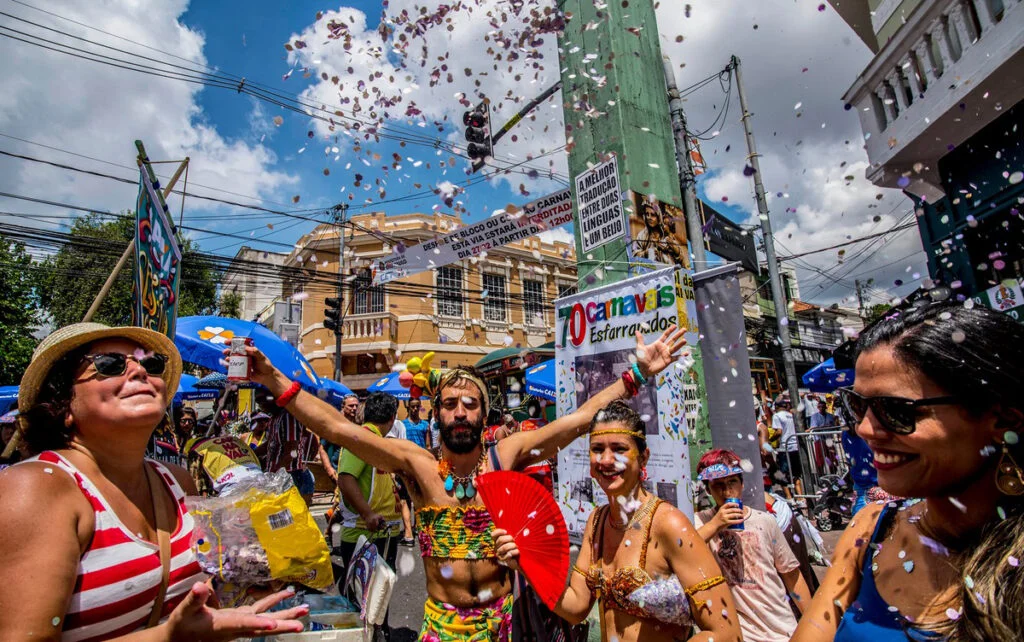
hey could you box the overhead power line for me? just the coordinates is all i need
[0,8,570,183]
[776,221,919,261]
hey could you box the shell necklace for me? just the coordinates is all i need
[438,449,487,500]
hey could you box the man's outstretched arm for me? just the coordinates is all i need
[246,350,417,474]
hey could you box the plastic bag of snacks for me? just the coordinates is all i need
[187,470,334,591]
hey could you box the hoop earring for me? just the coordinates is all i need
[641,466,649,482]
[996,445,1024,496]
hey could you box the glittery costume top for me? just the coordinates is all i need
[581,495,722,627]
[416,505,498,560]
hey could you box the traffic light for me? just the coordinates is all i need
[463,102,492,160]
[324,296,342,335]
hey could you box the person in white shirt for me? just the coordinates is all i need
[772,398,804,497]
[695,450,812,642]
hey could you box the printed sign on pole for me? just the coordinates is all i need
[575,156,627,254]
[373,188,572,284]
[974,278,1024,321]
[554,267,695,541]
[134,166,182,339]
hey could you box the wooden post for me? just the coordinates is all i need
[81,143,188,323]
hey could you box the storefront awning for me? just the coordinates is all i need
[475,347,523,374]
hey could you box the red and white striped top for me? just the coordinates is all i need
[26,451,206,642]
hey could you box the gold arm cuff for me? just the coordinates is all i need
[684,575,727,610]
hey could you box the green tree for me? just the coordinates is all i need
[865,303,892,324]
[0,237,40,385]
[35,214,220,329]
[218,291,243,318]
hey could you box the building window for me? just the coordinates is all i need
[483,273,507,323]
[523,279,545,326]
[437,266,463,318]
[352,270,384,315]
[557,283,577,299]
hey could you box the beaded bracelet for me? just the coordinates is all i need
[631,362,648,386]
[275,380,302,407]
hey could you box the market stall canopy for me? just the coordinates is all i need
[475,342,554,376]
[524,360,556,401]
[319,378,354,406]
[0,385,18,415]
[175,316,320,389]
[801,358,854,393]
[475,346,523,373]
[366,371,411,400]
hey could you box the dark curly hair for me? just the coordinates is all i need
[856,300,1024,641]
[20,346,90,454]
[590,400,648,452]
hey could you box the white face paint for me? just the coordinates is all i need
[613,453,628,472]
[461,395,476,406]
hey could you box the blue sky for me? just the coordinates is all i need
[0,0,929,307]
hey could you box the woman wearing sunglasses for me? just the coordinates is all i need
[793,301,1024,641]
[0,323,306,641]
[493,401,741,642]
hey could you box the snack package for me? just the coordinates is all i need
[187,470,335,591]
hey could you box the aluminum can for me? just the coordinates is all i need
[227,337,252,382]
[725,497,744,531]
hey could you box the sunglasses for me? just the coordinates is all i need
[837,387,959,435]
[82,352,168,378]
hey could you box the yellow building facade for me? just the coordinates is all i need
[284,212,578,392]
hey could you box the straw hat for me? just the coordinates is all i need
[19,323,182,412]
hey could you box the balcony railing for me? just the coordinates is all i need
[343,312,397,342]
[844,0,1023,190]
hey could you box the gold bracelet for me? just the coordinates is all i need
[684,575,727,610]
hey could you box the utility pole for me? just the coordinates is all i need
[331,204,348,382]
[732,56,809,489]
[663,57,707,272]
[855,279,867,319]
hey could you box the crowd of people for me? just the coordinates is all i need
[1,298,1022,642]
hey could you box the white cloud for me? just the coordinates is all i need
[0,0,297,233]
[284,3,568,194]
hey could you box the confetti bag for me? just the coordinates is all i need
[188,469,335,591]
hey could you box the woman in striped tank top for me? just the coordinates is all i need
[0,323,306,641]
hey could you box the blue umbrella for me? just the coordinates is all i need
[318,378,355,406]
[524,360,556,402]
[175,316,320,389]
[0,385,18,415]
[366,371,411,400]
[802,358,854,393]
[174,374,218,403]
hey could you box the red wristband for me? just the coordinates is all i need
[621,370,638,397]
[275,381,302,407]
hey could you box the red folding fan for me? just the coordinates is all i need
[475,470,570,610]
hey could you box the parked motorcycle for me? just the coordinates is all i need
[813,473,854,532]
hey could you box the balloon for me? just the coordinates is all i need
[399,370,414,387]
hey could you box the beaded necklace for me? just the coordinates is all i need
[437,449,487,500]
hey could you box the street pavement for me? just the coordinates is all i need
[312,499,424,642]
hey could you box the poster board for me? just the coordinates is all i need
[575,156,627,254]
[133,166,182,339]
[973,278,1024,321]
[373,189,572,284]
[627,191,691,270]
[554,267,695,541]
